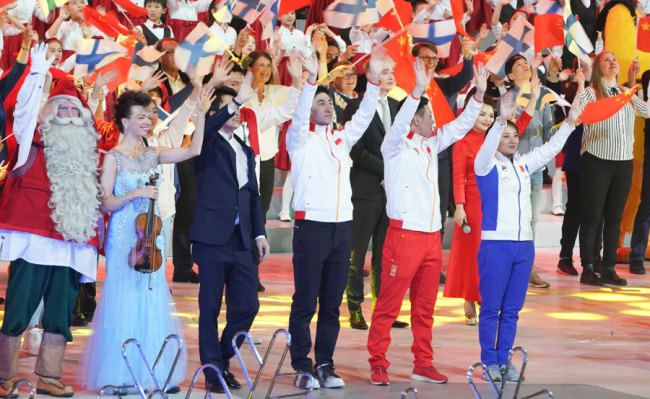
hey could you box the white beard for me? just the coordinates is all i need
[40,122,102,243]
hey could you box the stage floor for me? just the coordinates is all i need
[2,248,649,399]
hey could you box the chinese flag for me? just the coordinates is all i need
[374,0,412,32]
[581,87,638,125]
[450,0,472,39]
[426,79,456,127]
[112,0,148,17]
[383,30,416,92]
[437,51,494,75]
[279,0,311,16]
[638,17,650,53]
[534,14,564,53]
[84,8,130,38]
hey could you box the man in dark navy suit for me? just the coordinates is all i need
[190,76,270,394]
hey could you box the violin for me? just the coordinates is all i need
[128,173,163,278]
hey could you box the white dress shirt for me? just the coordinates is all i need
[167,0,211,21]
[209,22,237,55]
[48,20,104,52]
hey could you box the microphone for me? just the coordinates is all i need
[462,221,471,234]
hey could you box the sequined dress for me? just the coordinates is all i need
[78,148,187,390]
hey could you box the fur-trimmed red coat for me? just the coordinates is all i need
[0,119,119,247]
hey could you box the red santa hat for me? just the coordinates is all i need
[46,77,92,112]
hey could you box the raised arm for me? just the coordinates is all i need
[339,50,383,148]
[257,53,302,131]
[474,92,515,176]
[156,86,213,164]
[0,27,35,97]
[46,5,69,38]
[13,43,53,170]
[436,62,488,152]
[286,52,319,154]
[524,96,582,172]
[435,37,474,96]
[381,58,431,160]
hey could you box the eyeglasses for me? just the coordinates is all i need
[342,73,357,80]
[418,56,439,63]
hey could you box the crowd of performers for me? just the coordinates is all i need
[0,0,649,396]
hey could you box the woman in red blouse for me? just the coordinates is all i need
[444,79,539,324]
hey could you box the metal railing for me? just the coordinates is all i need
[5,380,35,399]
[232,329,315,399]
[467,347,553,399]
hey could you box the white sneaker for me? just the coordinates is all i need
[500,364,522,382]
[27,328,43,356]
[315,364,344,389]
[482,364,502,383]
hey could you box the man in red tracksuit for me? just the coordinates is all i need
[367,60,489,386]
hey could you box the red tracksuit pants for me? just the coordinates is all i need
[367,226,442,369]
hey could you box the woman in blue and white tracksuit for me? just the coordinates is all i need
[473,95,582,382]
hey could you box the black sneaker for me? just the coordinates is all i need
[557,258,578,275]
[315,364,345,389]
[602,269,627,286]
[294,370,320,390]
[629,260,646,275]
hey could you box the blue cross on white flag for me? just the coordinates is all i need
[485,17,534,77]
[324,0,380,29]
[74,38,128,77]
[174,22,224,77]
[408,20,457,45]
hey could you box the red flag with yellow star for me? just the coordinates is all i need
[535,14,564,52]
[383,30,416,92]
[426,78,456,127]
[638,17,650,53]
[581,87,639,125]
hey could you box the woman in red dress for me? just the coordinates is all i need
[444,97,496,325]
[445,82,538,324]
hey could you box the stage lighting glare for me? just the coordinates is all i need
[546,312,609,321]
[171,312,196,319]
[570,292,647,302]
[627,302,650,310]
[434,297,465,307]
[620,310,650,317]
[259,305,292,312]
[71,329,92,337]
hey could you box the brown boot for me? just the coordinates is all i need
[36,378,73,397]
[34,333,73,397]
[0,378,18,399]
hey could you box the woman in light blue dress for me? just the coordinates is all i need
[78,88,212,392]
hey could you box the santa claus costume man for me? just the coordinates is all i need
[0,43,104,397]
